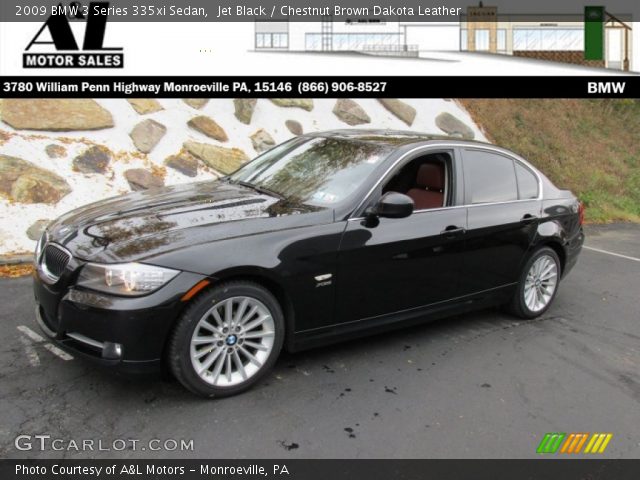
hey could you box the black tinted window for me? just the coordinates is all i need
[463,150,518,204]
[515,162,539,199]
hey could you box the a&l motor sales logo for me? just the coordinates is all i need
[23,1,123,68]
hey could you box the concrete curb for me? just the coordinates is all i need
[0,255,33,265]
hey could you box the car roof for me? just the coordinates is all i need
[304,129,493,148]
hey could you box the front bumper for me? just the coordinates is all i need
[33,268,208,374]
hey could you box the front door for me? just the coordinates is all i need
[336,208,468,323]
[335,149,466,324]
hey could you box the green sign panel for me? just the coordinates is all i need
[584,6,604,60]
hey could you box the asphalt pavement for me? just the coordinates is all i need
[0,224,638,459]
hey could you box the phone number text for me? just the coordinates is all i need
[255,81,388,95]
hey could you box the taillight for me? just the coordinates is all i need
[578,201,585,225]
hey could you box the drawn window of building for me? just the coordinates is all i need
[305,33,401,51]
[460,29,468,50]
[273,33,288,48]
[513,29,582,51]
[497,29,506,51]
[475,29,490,51]
[256,33,288,49]
[306,34,320,51]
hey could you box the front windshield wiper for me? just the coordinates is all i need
[234,180,285,200]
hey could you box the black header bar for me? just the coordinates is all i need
[2,459,640,480]
[2,0,638,22]
[0,76,637,98]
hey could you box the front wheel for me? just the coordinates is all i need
[168,281,284,397]
[507,247,561,319]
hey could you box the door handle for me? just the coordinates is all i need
[520,214,539,224]
[440,225,466,238]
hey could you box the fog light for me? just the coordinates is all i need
[103,342,123,360]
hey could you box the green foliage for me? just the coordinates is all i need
[460,99,640,223]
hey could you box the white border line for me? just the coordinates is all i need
[43,343,74,361]
[584,246,640,263]
[17,325,45,343]
[19,335,40,367]
[16,325,74,361]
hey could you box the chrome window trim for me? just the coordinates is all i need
[347,198,541,222]
[38,242,72,284]
[348,141,543,221]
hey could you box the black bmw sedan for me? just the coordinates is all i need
[33,130,584,397]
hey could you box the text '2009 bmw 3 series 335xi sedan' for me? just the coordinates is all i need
[33,130,584,397]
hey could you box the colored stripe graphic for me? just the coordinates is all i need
[573,433,590,453]
[537,433,566,454]
[539,433,613,454]
[560,433,589,454]
[584,433,613,454]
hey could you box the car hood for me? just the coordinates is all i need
[47,180,330,264]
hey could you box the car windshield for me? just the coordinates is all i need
[228,137,392,206]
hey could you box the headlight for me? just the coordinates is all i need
[77,263,180,296]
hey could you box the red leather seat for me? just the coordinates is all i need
[406,163,445,210]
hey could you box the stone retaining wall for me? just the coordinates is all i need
[0,98,484,255]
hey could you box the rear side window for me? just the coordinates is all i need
[515,162,539,199]
[462,150,518,204]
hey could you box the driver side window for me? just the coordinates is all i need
[381,152,451,211]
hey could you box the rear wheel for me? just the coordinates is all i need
[168,281,284,397]
[507,247,561,319]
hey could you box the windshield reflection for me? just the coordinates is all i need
[230,137,392,206]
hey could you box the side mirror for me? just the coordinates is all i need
[366,192,414,219]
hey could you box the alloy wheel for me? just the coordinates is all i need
[523,254,559,313]
[190,296,275,387]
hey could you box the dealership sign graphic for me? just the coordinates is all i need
[24,1,123,68]
[537,432,613,454]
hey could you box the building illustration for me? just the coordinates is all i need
[254,4,633,71]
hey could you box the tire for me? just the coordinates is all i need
[507,247,561,319]
[168,281,284,397]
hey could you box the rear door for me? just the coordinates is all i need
[459,148,542,295]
